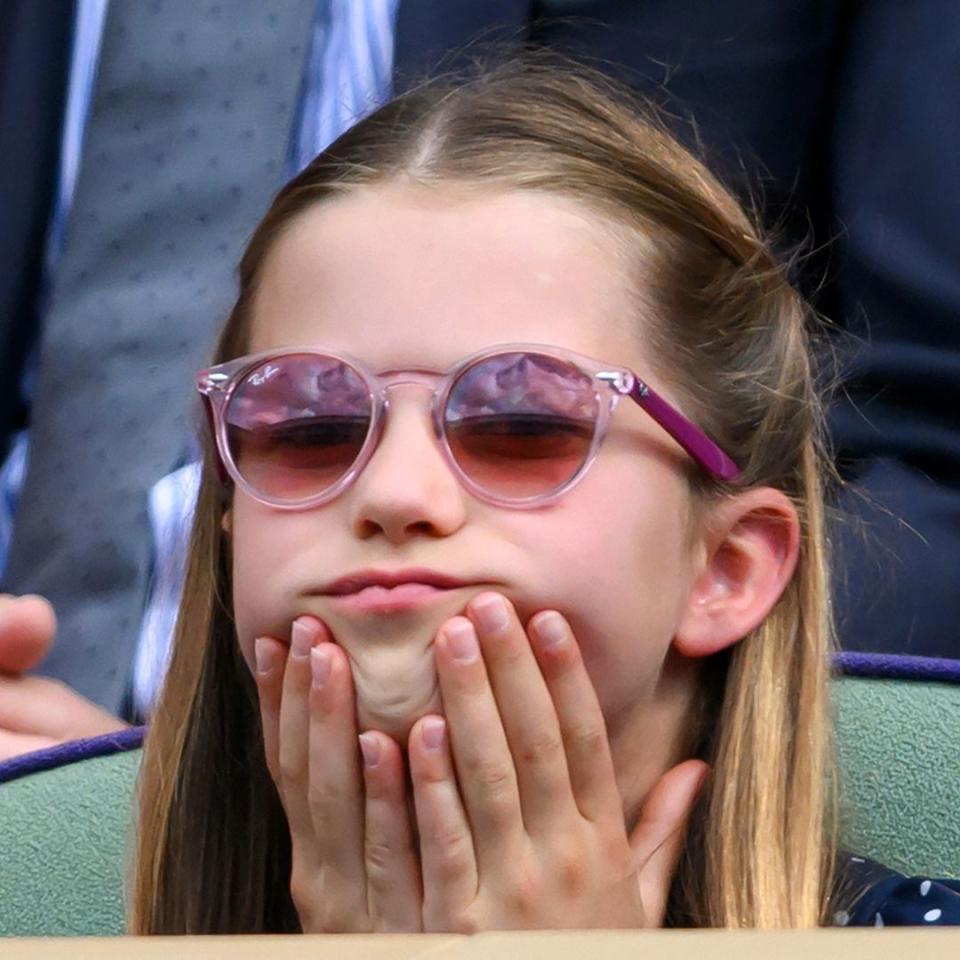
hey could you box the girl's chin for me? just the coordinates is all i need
[347,644,444,745]
[355,690,444,746]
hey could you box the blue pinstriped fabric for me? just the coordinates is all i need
[291,0,400,174]
[0,438,25,581]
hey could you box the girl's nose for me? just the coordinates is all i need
[346,393,467,544]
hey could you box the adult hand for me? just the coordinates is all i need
[254,594,709,933]
[0,594,130,761]
[0,593,56,673]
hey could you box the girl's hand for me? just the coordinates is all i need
[403,593,709,933]
[253,618,423,932]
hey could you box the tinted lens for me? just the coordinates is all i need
[445,352,599,500]
[225,354,372,501]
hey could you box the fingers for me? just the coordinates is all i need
[252,633,287,784]
[0,729,59,762]
[255,617,369,927]
[358,730,422,930]
[0,594,57,674]
[631,759,709,926]
[278,619,327,809]
[525,609,623,825]
[0,674,129,740]
[437,593,621,839]
[255,618,336,843]
[408,714,478,921]
[255,617,422,931]
[433,615,524,875]
[305,641,367,891]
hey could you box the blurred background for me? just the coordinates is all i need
[1,0,957,734]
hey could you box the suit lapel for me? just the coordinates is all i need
[393,0,533,91]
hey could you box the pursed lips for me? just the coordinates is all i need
[320,568,477,615]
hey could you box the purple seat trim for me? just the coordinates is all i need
[0,725,146,785]
[0,654,955,788]
[833,651,960,684]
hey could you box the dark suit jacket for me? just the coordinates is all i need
[392,0,960,659]
[0,1,73,457]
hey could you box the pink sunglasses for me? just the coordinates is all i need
[196,343,740,510]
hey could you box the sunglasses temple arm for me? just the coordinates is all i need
[628,380,741,482]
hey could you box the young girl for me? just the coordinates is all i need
[128,60,944,933]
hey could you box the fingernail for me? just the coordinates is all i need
[444,620,479,663]
[421,717,446,751]
[254,637,276,676]
[359,732,381,768]
[310,645,331,687]
[534,612,567,651]
[471,594,509,634]
[291,617,314,659]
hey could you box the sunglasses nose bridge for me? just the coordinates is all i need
[376,370,445,421]
[358,376,460,498]
[377,369,442,391]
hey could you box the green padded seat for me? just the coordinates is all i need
[0,675,957,937]
[0,734,141,937]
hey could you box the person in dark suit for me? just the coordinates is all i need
[394,0,960,661]
[0,1,72,463]
[1,1,957,756]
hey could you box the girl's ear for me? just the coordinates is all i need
[221,507,233,536]
[673,487,800,659]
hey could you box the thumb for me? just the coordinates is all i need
[628,759,710,927]
[0,595,57,675]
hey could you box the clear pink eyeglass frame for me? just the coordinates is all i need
[196,342,741,511]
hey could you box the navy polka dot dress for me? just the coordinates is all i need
[834,853,960,926]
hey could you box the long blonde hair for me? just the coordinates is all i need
[131,59,841,932]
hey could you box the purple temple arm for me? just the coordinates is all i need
[629,379,741,481]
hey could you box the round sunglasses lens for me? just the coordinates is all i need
[446,353,599,500]
[225,355,372,501]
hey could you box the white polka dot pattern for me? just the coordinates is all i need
[837,854,960,926]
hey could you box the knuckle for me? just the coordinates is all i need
[289,864,317,926]
[424,907,481,935]
[470,758,516,797]
[430,825,473,879]
[306,784,363,843]
[277,749,306,786]
[290,863,368,933]
[504,864,542,918]
[518,729,563,768]
[449,912,482,935]
[552,841,588,898]
[365,836,399,882]
[304,792,340,835]
[569,722,605,755]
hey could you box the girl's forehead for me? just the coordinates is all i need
[248,182,649,370]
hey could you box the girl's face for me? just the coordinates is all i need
[229,182,706,792]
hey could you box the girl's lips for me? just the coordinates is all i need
[327,582,467,615]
